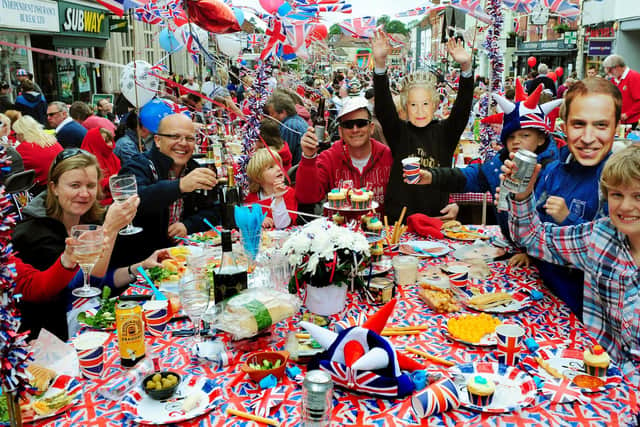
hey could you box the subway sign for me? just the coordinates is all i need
[58,1,109,38]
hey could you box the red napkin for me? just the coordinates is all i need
[407,214,444,239]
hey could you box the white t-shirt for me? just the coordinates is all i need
[351,155,370,173]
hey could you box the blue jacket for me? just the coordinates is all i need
[56,120,87,149]
[280,114,307,166]
[15,92,47,125]
[112,145,220,267]
[532,145,610,319]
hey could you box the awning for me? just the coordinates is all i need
[514,40,577,56]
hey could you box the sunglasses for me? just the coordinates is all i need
[47,111,62,117]
[51,148,92,170]
[339,119,371,129]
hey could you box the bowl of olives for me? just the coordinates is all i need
[142,371,181,400]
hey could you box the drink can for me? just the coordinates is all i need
[116,301,146,368]
[302,369,333,426]
[496,185,509,211]
[315,125,325,145]
[501,148,537,193]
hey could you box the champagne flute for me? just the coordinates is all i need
[179,278,210,345]
[70,224,104,298]
[109,174,143,235]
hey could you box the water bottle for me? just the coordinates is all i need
[97,358,154,400]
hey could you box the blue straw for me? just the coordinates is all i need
[203,218,221,235]
[175,236,200,244]
[136,267,167,301]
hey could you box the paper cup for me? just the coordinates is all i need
[74,331,109,379]
[448,272,469,288]
[392,256,419,286]
[143,300,169,337]
[402,157,421,184]
[495,324,525,366]
[411,377,460,418]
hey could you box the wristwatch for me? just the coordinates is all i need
[127,264,137,283]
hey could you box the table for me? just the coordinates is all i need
[43,228,638,426]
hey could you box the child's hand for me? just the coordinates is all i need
[508,253,531,268]
[273,178,288,195]
[262,217,275,229]
[543,196,570,223]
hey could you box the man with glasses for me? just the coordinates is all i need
[295,96,392,212]
[116,113,219,264]
[602,54,640,129]
[47,101,86,149]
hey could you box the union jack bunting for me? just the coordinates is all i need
[298,3,352,13]
[502,0,538,13]
[95,0,142,17]
[450,0,492,24]
[338,16,376,39]
[396,3,445,17]
[321,361,400,397]
[541,378,586,404]
[247,34,264,46]
[261,18,287,60]
[281,22,312,60]
[292,0,344,5]
[542,0,580,19]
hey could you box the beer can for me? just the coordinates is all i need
[302,369,333,426]
[502,148,538,193]
[496,185,509,212]
[315,125,325,145]
[116,301,146,368]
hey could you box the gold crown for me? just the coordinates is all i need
[399,71,437,93]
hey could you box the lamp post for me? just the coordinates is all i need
[575,0,586,79]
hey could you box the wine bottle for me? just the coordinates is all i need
[221,165,239,230]
[314,97,326,145]
[213,230,248,303]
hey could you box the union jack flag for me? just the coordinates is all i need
[542,0,580,19]
[502,0,537,13]
[321,361,399,397]
[396,3,445,17]
[541,378,587,403]
[281,22,312,60]
[96,0,142,17]
[450,0,492,24]
[292,0,343,4]
[298,3,352,13]
[247,34,264,46]
[261,18,287,61]
[338,16,377,39]
[250,385,287,417]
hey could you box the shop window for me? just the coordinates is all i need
[0,32,30,92]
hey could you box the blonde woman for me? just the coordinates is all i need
[14,115,63,190]
[0,113,23,178]
[372,30,473,222]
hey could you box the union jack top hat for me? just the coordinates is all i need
[482,79,562,145]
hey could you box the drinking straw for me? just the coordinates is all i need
[136,267,167,301]
[202,218,221,235]
[174,236,201,244]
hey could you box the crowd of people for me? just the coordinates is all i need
[1,36,640,389]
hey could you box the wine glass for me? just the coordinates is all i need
[109,174,143,235]
[179,278,211,345]
[70,225,104,298]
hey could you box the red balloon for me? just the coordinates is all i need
[555,66,564,77]
[185,0,241,34]
[527,56,537,68]
[307,24,328,42]
[259,0,284,14]
[547,71,557,82]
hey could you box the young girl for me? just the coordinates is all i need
[259,118,292,173]
[245,148,297,229]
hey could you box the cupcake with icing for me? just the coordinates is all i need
[327,188,347,209]
[583,345,610,378]
[350,188,371,209]
[466,375,495,406]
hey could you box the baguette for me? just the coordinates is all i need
[535,356,565,379]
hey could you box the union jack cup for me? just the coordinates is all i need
[495,324,525,366]
[448,272,469,288]
[73,331,109,379]
[142,300,169,337]
[402,157,421,184]
[411,377,461,418]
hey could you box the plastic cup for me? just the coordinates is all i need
[411,377,460,418]
[402,157,421,184]
[392,256,419,286]
[495,324,525,366]
[74,331,109,379]
[143,300,169,337]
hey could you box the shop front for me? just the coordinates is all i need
[514,39,577,81]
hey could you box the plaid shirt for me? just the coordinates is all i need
[510,195,640,388]
[167,169,185,225]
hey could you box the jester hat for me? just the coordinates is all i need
[482,79,563,145]
[300,299,424,399]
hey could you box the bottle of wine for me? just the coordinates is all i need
[221,164,239,230]
[314,97,326,146]
[213,230,248,303]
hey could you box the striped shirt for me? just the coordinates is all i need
[509,195,640,388]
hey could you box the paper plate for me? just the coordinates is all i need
[520,347,623,393]
[439,261,471,275]
[450,362,537,413]
[20,375,83,424]
[462,292,530,314]
[322,200,379,213]
[399,241,450,257]
[443,226,488,241]
[360,258,393,278]
[121,377,220,424]
[452,243,507,262]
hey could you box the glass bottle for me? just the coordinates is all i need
[213,230,248,303]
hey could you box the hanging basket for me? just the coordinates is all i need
[305,283,348,316]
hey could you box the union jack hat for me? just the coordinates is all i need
[482,79,562,144]
[16,68,29,76]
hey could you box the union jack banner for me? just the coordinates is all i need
[261,18,287,61]
[321,361,399,397]
[298,3,352,13]
[502,0,537,13]
[450,0,492,24]
[541,378,587,403]
[338,16,376,39]
[542,0,580,19]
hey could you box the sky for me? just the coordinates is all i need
[232,0,425,28]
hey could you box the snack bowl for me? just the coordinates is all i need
[241,350,289,382]
[142,371,181,400]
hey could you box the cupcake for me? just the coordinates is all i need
[327,188,347,209]
[332,213,345,225]
[583,345,610,377]
[466,375,495,406]
[350,189,371,209]
[367,217,383,234]
[370,244,384,262]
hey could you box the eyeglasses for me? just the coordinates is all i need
[156,133,197,144]
[51,148,92,170]
[339,119,371,129]
[47,111,62,117]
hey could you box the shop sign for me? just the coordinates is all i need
[58,1,108,38]
[585,25,615,40]
[588,39,613,56]
[0,0,59,32]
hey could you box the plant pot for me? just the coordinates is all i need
[305,283,348,316]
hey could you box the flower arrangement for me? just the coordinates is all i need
[283,219,370,292]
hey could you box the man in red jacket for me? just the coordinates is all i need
[603,54,640,128]
[295,96,393,212]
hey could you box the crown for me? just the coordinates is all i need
[399,70,437,93]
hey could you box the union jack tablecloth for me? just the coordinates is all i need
[41,228,638,426]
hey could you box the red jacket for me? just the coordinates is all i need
[278,143,292,173]
[295,139,392,213]
[244,187,297,225]
[614,67,640,125]
[13,255,79,303]
[16,141,63,186]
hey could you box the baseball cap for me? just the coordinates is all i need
[337,96,369,120]
[16,69,28,76]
